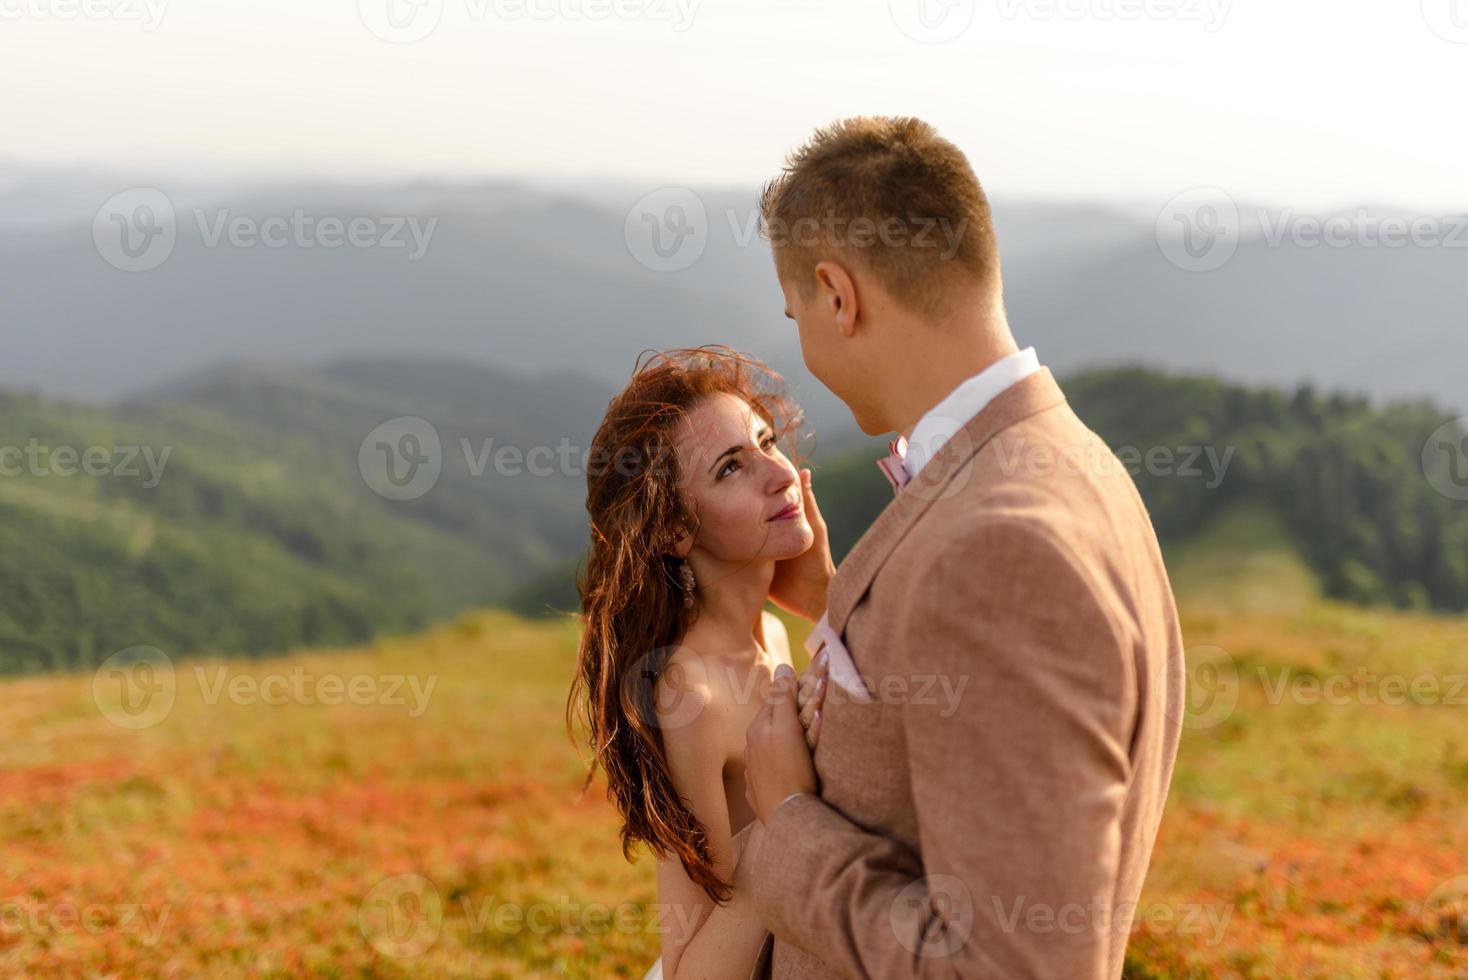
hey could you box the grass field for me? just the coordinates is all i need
[3,511,1467,977]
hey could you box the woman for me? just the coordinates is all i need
[568,347,830,980]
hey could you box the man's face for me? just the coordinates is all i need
[778,265,887,436]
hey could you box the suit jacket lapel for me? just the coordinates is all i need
[826,368,1067,635]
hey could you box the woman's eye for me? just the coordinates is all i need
[716,437,775,479]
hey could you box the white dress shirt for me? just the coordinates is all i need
[901,347,1042,482]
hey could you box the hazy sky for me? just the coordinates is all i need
[3,0,1464,210]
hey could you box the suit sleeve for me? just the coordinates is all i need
[747,519,1138,979]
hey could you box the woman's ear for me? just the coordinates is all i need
[669,523,694,560]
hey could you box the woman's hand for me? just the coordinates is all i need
[797,647,828,749]
[769,469,835,623]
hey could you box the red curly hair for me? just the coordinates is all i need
[567,346,804,902]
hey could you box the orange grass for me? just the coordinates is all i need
[1,597,1465,978]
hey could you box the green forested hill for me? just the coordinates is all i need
[816,368,1468,613]
[0,359,611,674]
[2,361,1464,674]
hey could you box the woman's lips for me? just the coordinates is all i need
[769,502,801,522]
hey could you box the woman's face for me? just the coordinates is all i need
[672,392,814,565]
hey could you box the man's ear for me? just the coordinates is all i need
[813,260,860,338]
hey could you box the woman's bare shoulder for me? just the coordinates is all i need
[655,644,740,765]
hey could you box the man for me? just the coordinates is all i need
[741,116,1186,979]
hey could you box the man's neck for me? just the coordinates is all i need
[886,312,1019,439]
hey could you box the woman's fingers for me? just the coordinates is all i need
[801,470,829,536]
[799,674,827,748]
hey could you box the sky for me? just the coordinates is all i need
[2,0,1465,211]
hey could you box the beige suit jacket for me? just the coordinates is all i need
[741,368,1185,979]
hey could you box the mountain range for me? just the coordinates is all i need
[2,167,1462,434]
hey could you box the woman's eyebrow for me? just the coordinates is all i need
[705,426,772,475]
[708,443,743,475]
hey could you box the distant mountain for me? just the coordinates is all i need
[1005,216,1467,413]
[1,169,1461,434]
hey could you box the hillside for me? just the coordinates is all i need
[2,561,1464,976]
[3,360,1464,675]
[0,359,607,673]
[811,369,1468,614]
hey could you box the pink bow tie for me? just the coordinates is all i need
[875,435,910,493]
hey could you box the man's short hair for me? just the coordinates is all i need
[759,116,1000,317]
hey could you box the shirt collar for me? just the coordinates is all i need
[902,347,1042,481]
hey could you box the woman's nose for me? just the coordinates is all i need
[764,455,796,491]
